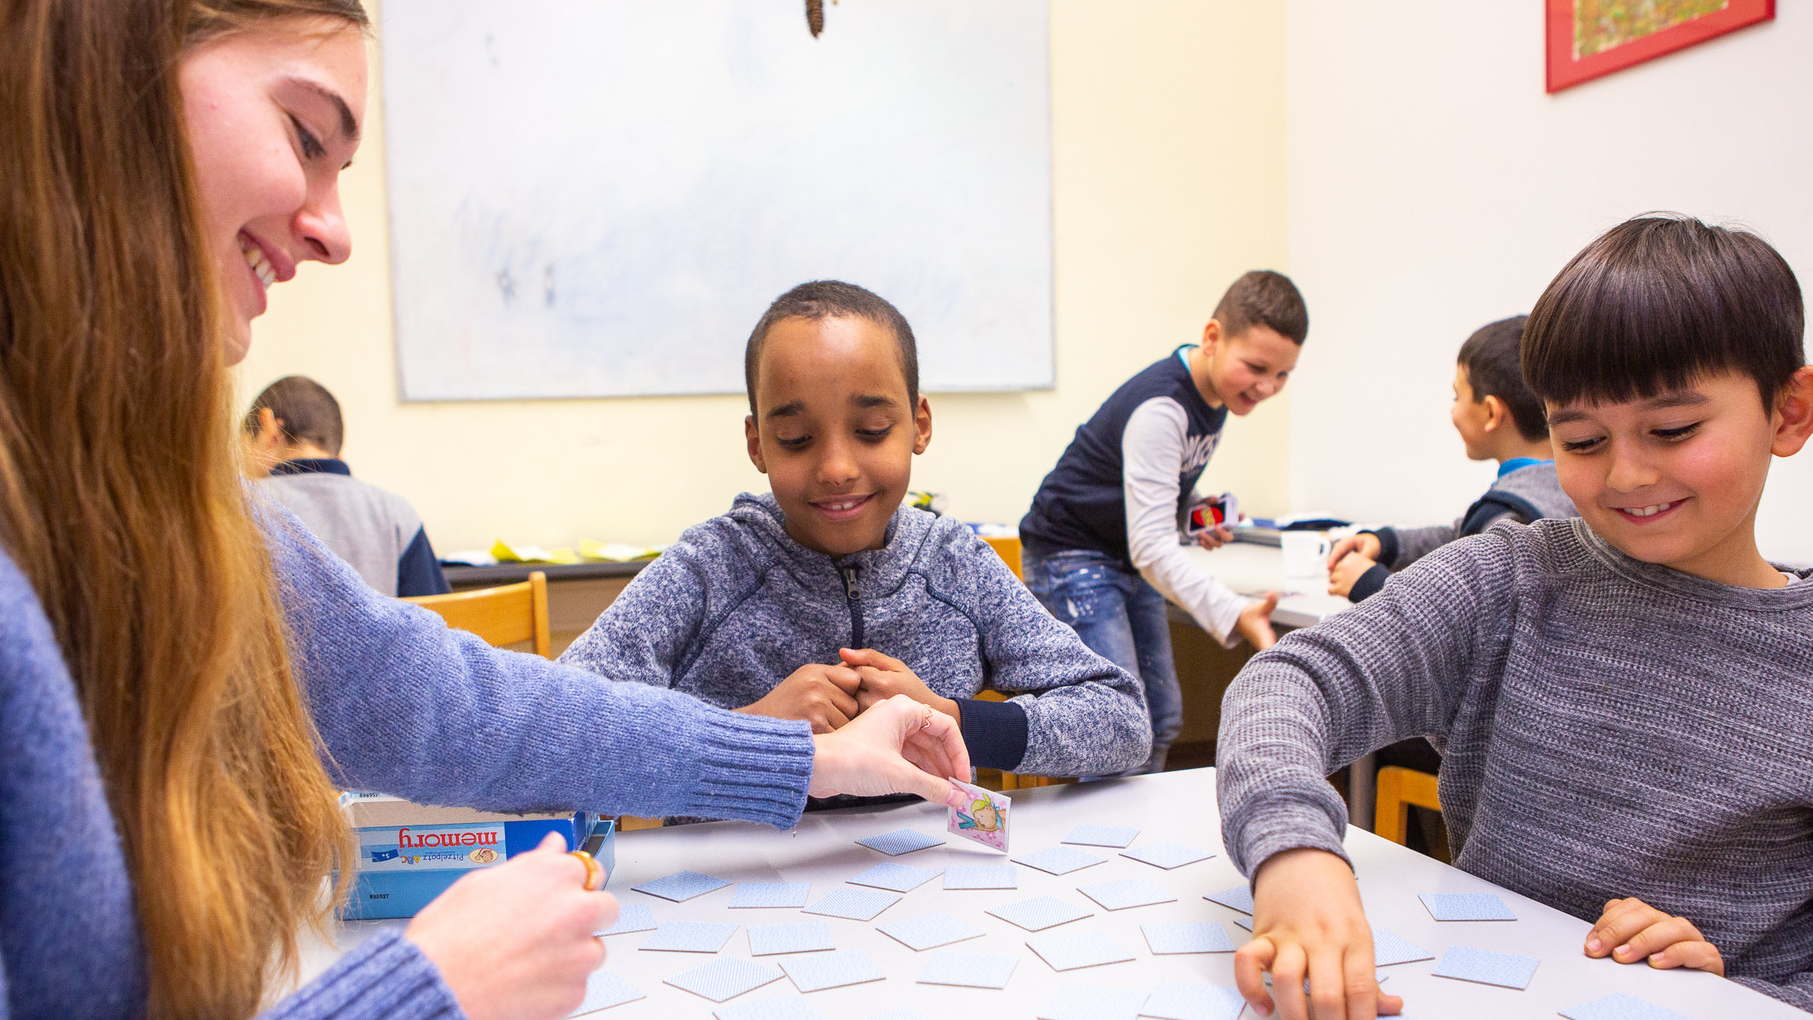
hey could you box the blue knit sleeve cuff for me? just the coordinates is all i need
[1347,563,1391,603]
[667,710,816,828]
[260,929,461,1020]
[1368,528,1400,566]
[957,697,1029,772]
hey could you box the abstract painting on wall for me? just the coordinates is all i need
[1545,0,1774,92]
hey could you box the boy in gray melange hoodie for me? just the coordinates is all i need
[1325,315,1576,603]
[560,282,1151,778]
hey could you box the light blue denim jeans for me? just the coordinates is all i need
[1022,547,1181,774]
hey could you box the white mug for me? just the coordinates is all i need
[1280,531,1330,579]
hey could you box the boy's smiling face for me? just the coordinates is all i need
[1547,367,1813,586]
[1196,321,1300,415]
[746,314,933,557]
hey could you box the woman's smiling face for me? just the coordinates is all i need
[179,20,366,364]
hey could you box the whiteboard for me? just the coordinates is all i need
[380,0,1054,401]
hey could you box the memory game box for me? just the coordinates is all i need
[338,792,614,920]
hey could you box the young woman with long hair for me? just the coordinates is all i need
[0,2,970,1018]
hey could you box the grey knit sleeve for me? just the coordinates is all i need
[1732,973,1813,1013]
[1216,530,1518,877]
[1385,518,1465,569]
[557,546,708,689]
[969,548,1152,777]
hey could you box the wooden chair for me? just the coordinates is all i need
[405,571,551,658]
[407,573,668,830]
[1374,765,1441,846]
[981,534,1023,580]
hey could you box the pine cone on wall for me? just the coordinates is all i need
[806,0,824,37]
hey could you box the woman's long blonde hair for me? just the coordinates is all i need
[0,1,368,1016]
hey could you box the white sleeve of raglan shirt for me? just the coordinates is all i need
[1122,397,1249,649]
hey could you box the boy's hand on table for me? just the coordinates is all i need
[809,693,972,803]
[1327,553,1377,598]
[1585,897,1725,975]
[405,831,616,1020]
[1194,524,1235,550]
[1327,533,1381,570]
[735,663,862,733]
[840,647,962,724]
[1236,593,1280,651]
[1238,848,1403,1020]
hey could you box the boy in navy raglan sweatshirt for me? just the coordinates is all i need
[561,282,1151,778]
[1019,271,1307,773]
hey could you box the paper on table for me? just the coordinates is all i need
[877,912,987,952]
[1034,985,1150,1020]
[633,870,730,902]
[665,957,785,1003]
[916,950,1020,989]
[731,882,812,909]
[1014,845,1106,876]
[986,895,1093,932]
[779,950,886,993]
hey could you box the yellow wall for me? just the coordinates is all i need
[237,2,1290,552]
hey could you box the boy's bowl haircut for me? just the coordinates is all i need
[1523,214,1805,409]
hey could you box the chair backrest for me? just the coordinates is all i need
[1373,765,1441,846]
[982,535,1023,580]
[405,571,551,658]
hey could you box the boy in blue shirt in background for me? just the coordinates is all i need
[1019,270,1307,773]
[1218,215,1813,1018]
[561,281,1150,779]
[1325,315,1576,603]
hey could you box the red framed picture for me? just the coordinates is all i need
[1546,0,1775,93]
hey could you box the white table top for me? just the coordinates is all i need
[1181,540,1352,630]
[298,769,1797,1019]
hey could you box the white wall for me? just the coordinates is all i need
[1285,3,1813,563]
[237,1,1291,553]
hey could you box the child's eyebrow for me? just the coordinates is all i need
[764,402,805,420]
[851,394,899,409]
[1548,390,1711,427]
[1640,392,1711,410]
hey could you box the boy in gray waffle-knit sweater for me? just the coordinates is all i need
[1217,216,1813,1017]
[561,281,1150,778]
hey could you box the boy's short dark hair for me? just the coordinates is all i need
[1458,315,1547,442]
[246,375,344,456]
[1524,214,1806,409]
[1211,270,1309,346]
[744,281,918,415]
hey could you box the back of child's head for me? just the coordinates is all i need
[744,281,918,415]
[1457,315,1546,442]
[1524,214,1806,409]
[246,375,344,455]
[1211,270,1310,346]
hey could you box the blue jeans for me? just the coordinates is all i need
[1022,548,1181,774]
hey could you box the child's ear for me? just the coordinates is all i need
[911,396,933,455]
[1480,394,1508,433]
[744,414,769,474]
[1770,365,1813,457]
[1200,318,1222,352]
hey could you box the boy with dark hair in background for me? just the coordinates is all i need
[1327,315,1576,603]
[1019,270,1308,774]
[561,281,1151,780]
[245,376,450,598]
[1218,216,1813,1018]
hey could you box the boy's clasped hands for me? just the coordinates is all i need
[737,647,959,735]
